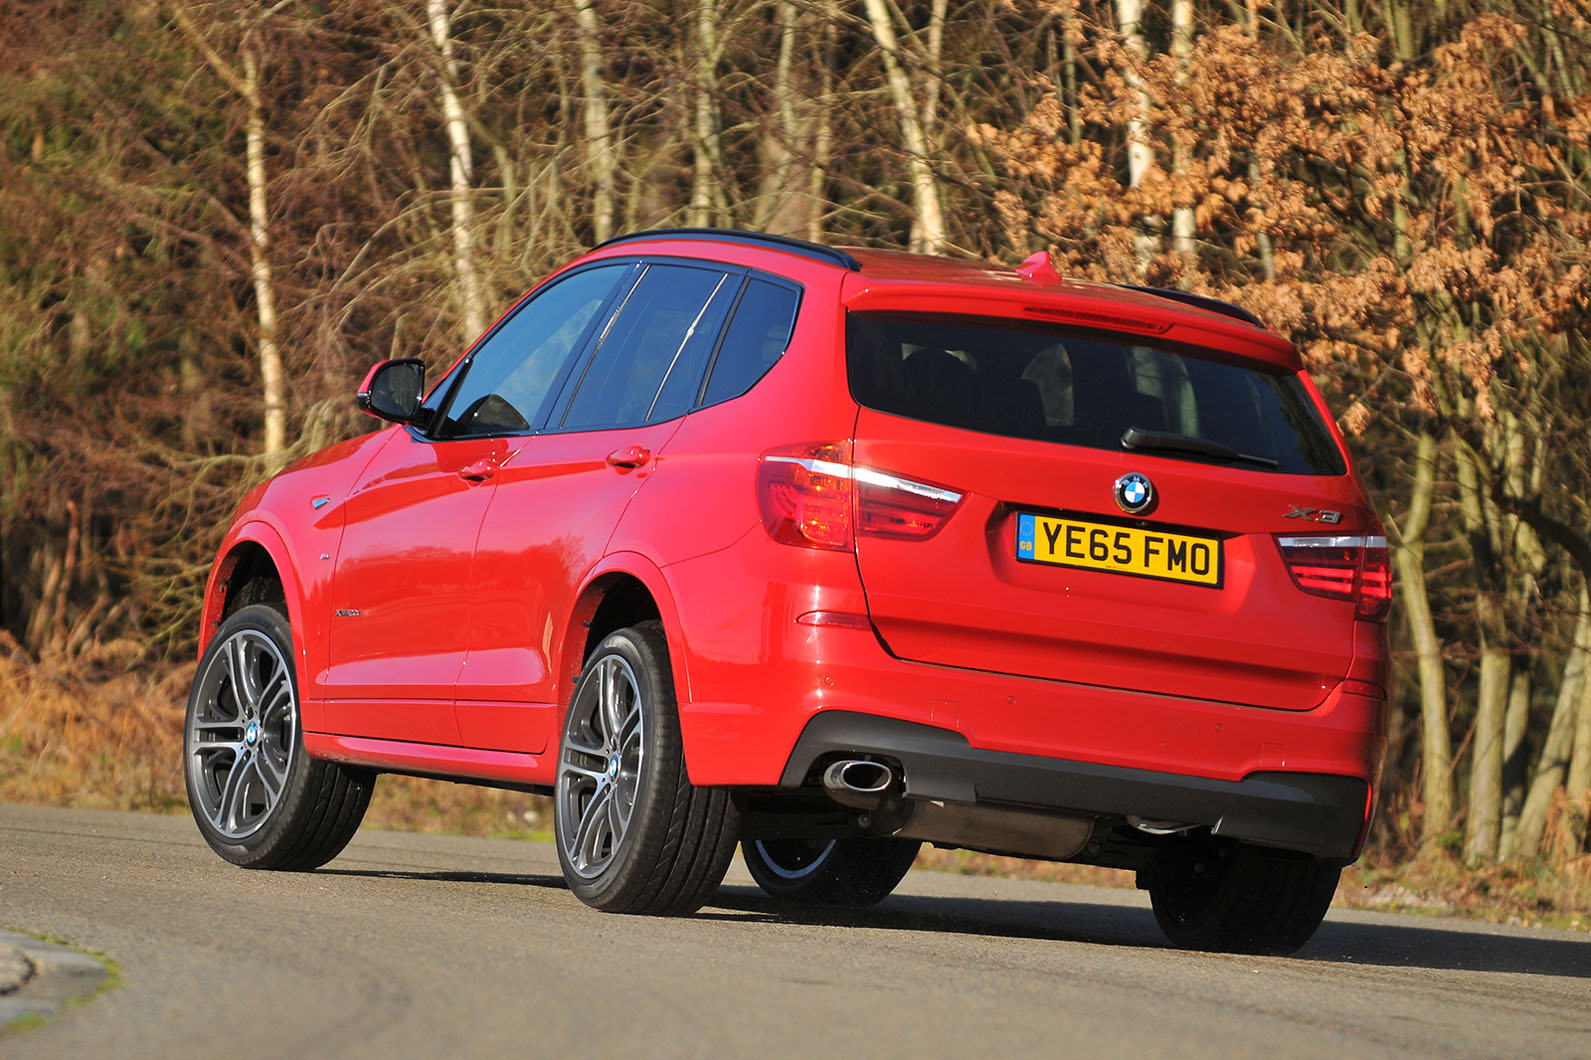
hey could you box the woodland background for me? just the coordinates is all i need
[2,0,1589,915]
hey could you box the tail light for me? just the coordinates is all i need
[1275,533,1391,621]
[758,442,963,551]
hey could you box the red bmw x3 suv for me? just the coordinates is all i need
[185,229,1389,954]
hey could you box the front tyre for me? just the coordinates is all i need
[555,621,740,915]
[1143,841,1341,955]
[742,836,921,907]
[184,604,373,869]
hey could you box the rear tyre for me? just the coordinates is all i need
[1143,841,1341,955]
[184,604,374,869]
[742,836,921,907]
[555,621,741,915]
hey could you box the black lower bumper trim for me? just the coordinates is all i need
[780,712,1367,861]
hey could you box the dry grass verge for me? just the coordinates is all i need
[1,646,1585,930]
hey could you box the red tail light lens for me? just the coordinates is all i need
[1275,534,1391,622]
[1357,537,1391,620]
[757,442,855,550]
[854,467,963,540]
[758,443,964,550]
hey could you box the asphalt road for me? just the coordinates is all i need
[2,804,1588,1058]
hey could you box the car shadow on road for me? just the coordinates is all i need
[707,884,1591,978]
[316,867,568,889]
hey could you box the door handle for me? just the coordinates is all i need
[605,445,651,470]
[458,459,497,483]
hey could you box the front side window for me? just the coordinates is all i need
[847,313,1345,475]
[436,264,629,438]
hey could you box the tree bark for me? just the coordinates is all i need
[1497,666,1532,859]
[170,10,285,459]
[806,0,836,244]
[1170,0,1195,266]
[1395,430,1454,844]
[859,0,946,252]
[688,0,725,227]
[242,47,285,459]
[1457,442,1506,863]
[1116,0,1155,274]
[1514,586,1589,858]
[427,0,488,343]
[571,0,616,244]
[754,1,812,236]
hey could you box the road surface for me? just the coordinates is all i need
[2,804,1587,1057]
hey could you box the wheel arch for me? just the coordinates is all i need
[201,521,308,671]
[557,553,693,732]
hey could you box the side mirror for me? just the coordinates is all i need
[356,358,427,425]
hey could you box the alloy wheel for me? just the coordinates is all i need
[186,628,297,840]
[557,653,646,879]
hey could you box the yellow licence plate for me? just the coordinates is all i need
[1016,513,1222,587]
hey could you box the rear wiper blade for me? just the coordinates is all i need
[1120,426,1280,470]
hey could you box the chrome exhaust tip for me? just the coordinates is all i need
[821,759,899,814]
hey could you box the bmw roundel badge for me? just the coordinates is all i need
[1114,472,1155,514]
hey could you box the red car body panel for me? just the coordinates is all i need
[200,232,1389,862]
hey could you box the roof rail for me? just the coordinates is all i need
[1122,285,1263,328]
[592,228,863,272]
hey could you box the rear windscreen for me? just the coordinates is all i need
[847,313,1345,476]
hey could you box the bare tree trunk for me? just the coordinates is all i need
[242,47,286,458]
[806,1,836,244]
[1239,0,1275,280]
[1395,431,1454,844]
[859,0,946,252]
[1170,0,1195,266]
[688,0,725,227]
[1514,585,1589,857]
[1567,587,1591,852]
[1116,0,1155,274]
[1457,443,1506,863]
[754,1,809,235]
[1060,2,1081,144]
[921,0,948,140]
[1498,666,1532,859]
[171,11,285,458]
[572,0,616,243]
[1494,411,1547,859]
[427,0,487,343]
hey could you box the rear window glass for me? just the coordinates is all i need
[847,313,1345,476]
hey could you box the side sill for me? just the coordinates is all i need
[303,732,551,792]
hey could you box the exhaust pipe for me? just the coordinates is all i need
[821,759,896,811]
[822,757,1095,861]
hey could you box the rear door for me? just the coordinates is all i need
[456,261,741,752]
[847,312,1371,712]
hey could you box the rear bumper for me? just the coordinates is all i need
[780,711,1369,861]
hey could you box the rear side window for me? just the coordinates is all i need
[561,264,729,430]
[701,279,801,406]
[847,313,1345,475]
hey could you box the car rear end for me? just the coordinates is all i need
[743,255,1388,878]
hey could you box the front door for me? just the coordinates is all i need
[320,261,634,743]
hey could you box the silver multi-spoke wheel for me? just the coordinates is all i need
[184,603,373,869]
[557,653,646,880]
[553,622,740,915]
[187,626,297,840]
